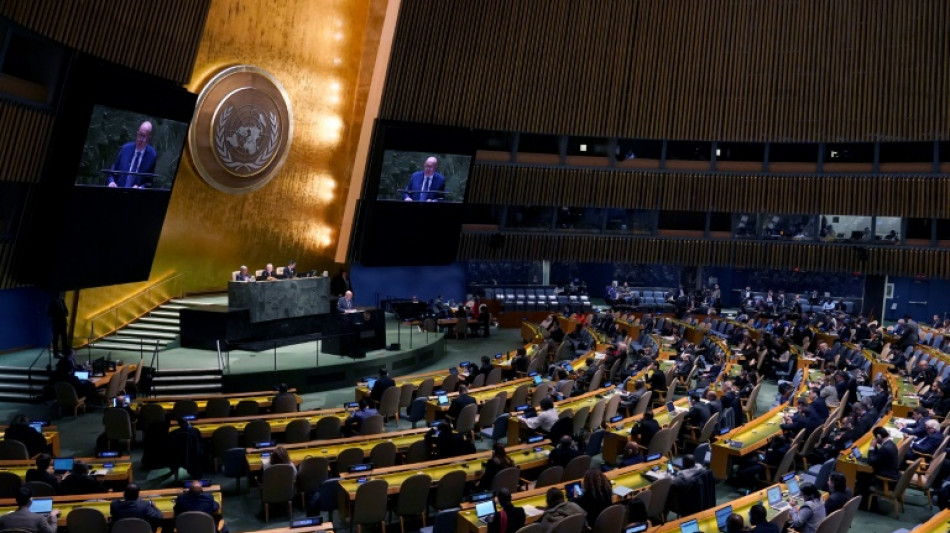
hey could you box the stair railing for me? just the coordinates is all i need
[26,347,51,399]
[86,273,185,346]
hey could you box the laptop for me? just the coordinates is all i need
[680,519,700,533]
[626,523,649,533]
[851,447,863,461]
[533,375,543,385]
[52,458,73,474]
[785,476,801,501]
[29,498,53,516]
[767,485,790,511]
[437,395,450,406]
[715,505,733,533]
[29,422,44,433]
[366,378,377,389]
[74,370,90,381]
[475,500,496,524]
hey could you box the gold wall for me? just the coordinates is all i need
[72,0,388,342]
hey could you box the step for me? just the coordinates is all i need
[90,341,165,353]
[0,373,49,382]
[151,383,222,393]
[138,317,179,326]
[154,367,221,376]
[150,310,181,318]
[126,322,180,333]
[0,382,44,392]
[0,366,50,375]
[0,393,44,403]
[108,335,171,345]
[116,329,178,340]
[152,375,221,384]
[163,302,191,309]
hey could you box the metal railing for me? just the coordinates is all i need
[26,347,52,398]
[86,273,185,344]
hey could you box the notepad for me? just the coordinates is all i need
[522,505,544,518]
[613,485,634,498]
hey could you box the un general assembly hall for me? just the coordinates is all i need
[0,1,949,533]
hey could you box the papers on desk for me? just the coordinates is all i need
[613,485,635,498]
[89,469,108,476]
[885,427,904,440]
[893,418,915,427]
[522,505,544,518]
[594,352,606,360]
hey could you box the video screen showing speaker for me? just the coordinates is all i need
[376,150,472,203]
[74,105,189,190]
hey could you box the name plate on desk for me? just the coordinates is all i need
[228,277,330,322]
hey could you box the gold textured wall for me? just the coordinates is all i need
[72,0,388,342]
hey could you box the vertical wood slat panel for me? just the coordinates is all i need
[382,0,950,142]
[0,0,211,84]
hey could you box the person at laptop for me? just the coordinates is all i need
[521,397,559,434]
[788,482,825,533]
[575,469,613,528]
[548,435,581,468]
[0,487,60,532]
[477,443,515,492]
[59,462,105,495]
[538,487,586,533]
[25,454,61,493]
[110,483,163,530]
[369,368,395,407]
[631,410,661,448]
[343,398,378,437]
[5,415,50,457]
[824,472,851,515]
[486,487,525,533]
[447,385,477,424]
[725,513,745,533]
[747,504,780,533]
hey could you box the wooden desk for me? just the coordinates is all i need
[91,365,131,389]
[243,525,333,533]
[425,378,534,422]
[0,426,60,456]
[337,442,554,501]
[834,415,902,491]
[647,483,800,533]
[246,428,430,471]
[353,369,447,401]
[190,407,347,438]
[891,375,920,418]
[506,387,615,445]
[0,485,222,520]
[601,398,688,465]
[710,403,789,479]
[0,456,133,485]
[912,508,950,533]
[132,389,301,413]
[456,456,668,533]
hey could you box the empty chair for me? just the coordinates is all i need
[441,374,459,393]
[261,463,296,522]
[222,447,249,493]
[632,391,653,416]
[471,373,486,388]
[836,495,862,533]
[283,418,312,444]
[509,383,529,408]
[379,385,401,424]
[586,399,606,431]
[480,413,510,444]
[486,367,503,386]
[592,504,627,533]
[909,451,945,509]
[176,511,216,533]
[271,393,299,414]
[534,466,564,489]
[244,419,272,446]
[172,399,199,420]
[398,383,415,413]
[369,440,397,468]
[54,382,86,418]
[314,416,341,440]
[476,398,501,435]
[204,397,232,418]
[490,466,521,493]
[429,507,462,533]
[572,406,591,435]
[335,447,364,474]
[210,425,239,471]
[406,397,429,429]
[515,524,543,533]
[359,414,384,435]
[0,472,22,498]
[24,481,55,497]
[102,407,134,455]
[394,474,431,533]
[561,454,592,482]
[603,394,622,421]
[416,377,435,398]
[431,470,467,513]
[111,518,153,533]
[585,429,605,456]
[814,509,844,533]
[234,399,261,417]
[0,440,29,460]
[311,477,341,523]
[66,507,108,533]
[296,455,329,508]
[405,439,430,463]
[645,475,672,524]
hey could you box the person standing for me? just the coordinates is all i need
[856,427,899,504]
[47,293,68,357]
[337,290,355,312]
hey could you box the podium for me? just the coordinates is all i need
[322,308,386,357]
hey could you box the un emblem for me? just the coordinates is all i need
[189,66,293,193]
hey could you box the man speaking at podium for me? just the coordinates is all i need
[107,121,157,188]
[337,290,356,313]
[403,156,445,202]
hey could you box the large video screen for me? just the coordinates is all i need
[376,150,471,202]
[74,105,190,190]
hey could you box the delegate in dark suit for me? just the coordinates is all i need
[108,142,158,188]
[403,171,445,202]
[174,483,220,516]
[447,392,476,420]
[111,485,164,530]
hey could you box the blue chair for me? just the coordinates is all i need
[585,429,605,456]
[424,507,460,533]
[406,397,428,429]
[480,413,510,444]
[308,477,341,523]
[801,458,836,491]
[222,447,249,493]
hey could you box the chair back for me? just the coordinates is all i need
[234,399,261,416]
[24,481,54,496]
[54,381,81,409]
[477,397,501,432]
[471,373,486,388]
[561,454,592,482]
[283,418,312,444]
[835,495,862,533]
[395,473,432,517]
[172,399,199,419]
[0,441,28,461]
[406,397,429,428]
[745,382,761,418]
[633,391,653,416]
[379,385,401,421]
[800,426,822,457]
[175,511,216,533]
[694,442,711,466]
[815,508,844,533]
[210,425,240,467]
[398,383,415,410]
[646,427,675,457]
[490,466,521,493]
[585,429,606,456]
[432,470,467,510]
[894,458,922,499]
[592,504,627,533]
[222,447,249,478]
[417,377,435,398]
[296,455,329,494]
[406,439,430,463]
[919,451,946,490]
[514,524,543,533]
[557,380,575,397]
[768,509,790,529]
[534,466,564,488]
[587,399,606,430]
[243,419,272,445]
[335,447,364,473]
[204,397,232,418]
[314,415,341,439]
[359,414,384,435]
[510,383,529,408]
[103,407,133,440]
[589,369,604,391]
[604,394,622,421]
[484,413,510,442]
[369,440,397,467]
[441,374,459,393]
[262,463,297,504]
[550,512,586,533]
[646,476,672,520]
[896,437,912,464]
[138,403,165,432]
[271,393,299,414]
[697,412,720,443]
[111,518,153,533]
[66,507,108,533]
[0,472,21,498]
[455,403,478,435]
[431,507,462,533]
[486,367,503,386]
[572,405,591,435]
[772,442,799,481]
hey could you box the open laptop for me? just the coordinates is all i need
[474,500,496,524]
[437,395,450,406]
[680,519,700,533]
[29,497,53,517]
[767,485,791,511]
[785,476,801,501]
[366,378,377,390]
[626,523,648,533]
[74,370,90,381]
[533,375,543,385]
[29,421,44,434]
[715,505,733,533]
[52,458,73,475]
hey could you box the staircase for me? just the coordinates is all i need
[0,366,49,402]
[90,300,191,353]
[149,367,223,395]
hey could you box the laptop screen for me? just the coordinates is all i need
[533,375,542,385]
[366,379,377,389]
[626,524,648,533]
[475,500,495,519]
[449,367,458,375]
[666,401,675,413]
[786,478,800,497]
[438,395,449,406]
[767,486,782,506]
[74,370,90,381]
[53,458,73,472]
[29,422,44,433]
[29,498,53,514]
[680,519,700,533]
[715,505,733,531]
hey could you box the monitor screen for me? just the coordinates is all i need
[376,150,471,203]
[29,422,44,433]
[438,395,450,406]
[74,105,189,191]
[366,379,377,389]
[53,458,73,472]
[666,401,675,413]
[29,498,53,514]
[786,477,800,497]
[626,524,648,533]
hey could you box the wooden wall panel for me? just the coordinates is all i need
[382,0,950,142]
[467,164,950,218]
[0,0,210,83]
[0,102,54,183]
[459,233,950,278]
